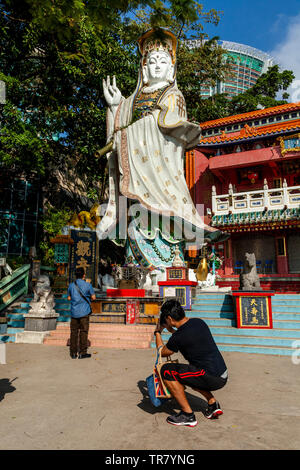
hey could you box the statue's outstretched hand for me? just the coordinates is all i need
[103,75,122,108]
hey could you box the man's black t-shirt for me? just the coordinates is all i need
[166,318,227,377]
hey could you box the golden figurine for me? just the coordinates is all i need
[69,203,101,230]
[195,256,209,282]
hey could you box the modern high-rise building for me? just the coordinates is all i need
[185,39,274,98]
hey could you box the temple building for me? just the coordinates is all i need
[186,102,300,291]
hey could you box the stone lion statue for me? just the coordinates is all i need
[30,274,55,313]
[239,253,262,291]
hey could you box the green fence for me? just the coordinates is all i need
[0,264,30,314]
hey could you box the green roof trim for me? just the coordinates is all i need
[211,208,300,227]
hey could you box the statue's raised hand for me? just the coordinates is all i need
[103,75,122,108]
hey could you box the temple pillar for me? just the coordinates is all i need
[224,238,234,275]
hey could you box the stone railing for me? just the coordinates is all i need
[0,264,30,314]
[212,180,300,216]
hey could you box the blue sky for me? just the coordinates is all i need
[200,0,300,99]
[202,0,300,53]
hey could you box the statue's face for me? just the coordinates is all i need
[145,50,172,84]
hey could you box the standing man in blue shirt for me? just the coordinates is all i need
[67,267,96,359]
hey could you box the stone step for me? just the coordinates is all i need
[272,308,300,314]
[272,300,300,306]
[47,330,153,340]
[189,317,236,327]
[7,320,25,328]
[273,319,300,329]
[44,323,155,349]
[189,310,300,322]
[7,327,25,334]
[191,304,234,311]
[6,313,26,320]
[43,337,151,349]
[209,326,300,339]
[273,313,300,321]
[56,323,155,332]
[188,311,235,319]
[272,295,300,299]
[212,334,299,348]
[216,343,297,356]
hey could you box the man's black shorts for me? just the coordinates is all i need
[160,362,227,391]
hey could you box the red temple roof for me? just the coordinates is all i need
[200,102,300,130]
[199,118,300,145]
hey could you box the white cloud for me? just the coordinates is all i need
[270,13,300,102]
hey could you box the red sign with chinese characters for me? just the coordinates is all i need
[232,292,274,329]
[126,300,140,324]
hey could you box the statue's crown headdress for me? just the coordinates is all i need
[138,29,177,65]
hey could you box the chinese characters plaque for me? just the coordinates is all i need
[69,230,98,287]
[232,292,274,329]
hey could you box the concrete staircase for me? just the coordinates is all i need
[0,293,156,348]
[0,294,71,343]
[3,291,300,354]
[151,291,300,356]
[0,296,29,343]
[44,323,156,349]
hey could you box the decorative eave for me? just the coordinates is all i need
[198,119,300,147]
[211,209,300,232]
[200,102,300,130]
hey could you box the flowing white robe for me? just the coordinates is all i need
[97,81,222,246]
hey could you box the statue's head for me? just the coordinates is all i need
[138,29,177,87]
[36,274,51,290]
[245,252,256,268]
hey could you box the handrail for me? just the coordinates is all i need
[0,264,30,314]
[212,182,300,215]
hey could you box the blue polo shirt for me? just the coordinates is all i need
[67,279,95,318]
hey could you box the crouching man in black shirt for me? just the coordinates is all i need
[154,299,228,427]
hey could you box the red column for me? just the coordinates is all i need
[275,236,289,274]
[224,238,234,275]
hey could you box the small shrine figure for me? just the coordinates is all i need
[240,253,262,291]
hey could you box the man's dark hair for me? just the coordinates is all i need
[75,267,85,279]
[160,298,185,326]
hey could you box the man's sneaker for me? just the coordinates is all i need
[166,411,197,427]
[204,401,223,419]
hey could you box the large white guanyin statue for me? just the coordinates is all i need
[97,29,229,269]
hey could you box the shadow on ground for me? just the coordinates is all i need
[137,380,208,416]
[0,378,17,402]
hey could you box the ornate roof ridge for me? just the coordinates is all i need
[199,118,300,145]
[200,102,300,129]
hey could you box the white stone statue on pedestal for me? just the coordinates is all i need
[16,274,58,344]
[97,28,229,270]
[29,274,55,314]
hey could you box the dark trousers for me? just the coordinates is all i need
[70,315,90,355]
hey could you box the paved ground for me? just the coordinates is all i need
[0,343,300,451]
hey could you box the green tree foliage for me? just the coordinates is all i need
[176,37,231,122]
[39,205,73,266]
[0,0,225,205]
[197,65,295,122]
[0,2,138,207]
